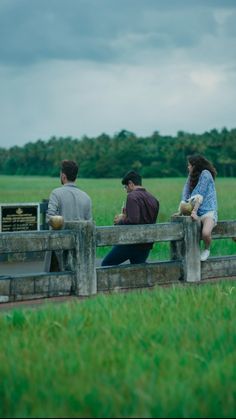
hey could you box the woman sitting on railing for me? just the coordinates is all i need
[179,155,218,262]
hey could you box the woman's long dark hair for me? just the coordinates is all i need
[188,155,217,192]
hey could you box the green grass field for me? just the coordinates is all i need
[0,176,235,259]
[0,176,235,418]
[0,283,235,418]
[0,176,235,223]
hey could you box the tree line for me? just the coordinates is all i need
[0,128,235,178]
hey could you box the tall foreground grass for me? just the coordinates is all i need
[0,283,236,418]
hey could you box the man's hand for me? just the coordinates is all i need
[114,213,126,225]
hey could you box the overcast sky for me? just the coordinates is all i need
[0,0,236,148]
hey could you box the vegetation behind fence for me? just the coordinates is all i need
[0,128,235,178]
[0,218,236,303]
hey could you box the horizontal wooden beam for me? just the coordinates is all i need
[97,260,182,291]
[96,223,184,247]
[201,255,236,280]
[212,221,236,239]
[0,231,76,254]
[0,272,75,300]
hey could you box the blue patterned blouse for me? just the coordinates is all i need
[182,169,218,222]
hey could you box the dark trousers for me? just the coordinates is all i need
[50,251,60,272]
[101,244,151,267]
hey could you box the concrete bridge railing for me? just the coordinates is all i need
[0,217,236,302]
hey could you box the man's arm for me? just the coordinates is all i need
[46,191,60,223]
[85,199,93,221]
[119,195,140,225]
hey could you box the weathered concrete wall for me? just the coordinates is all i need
[97,260,182,292]
[0,231,75,253]
[201,256,236,280]
[65,222,97,296]
[212,221,236,239]
[0,219,236,302]
[96,222,183,246]
[0,272,74,303]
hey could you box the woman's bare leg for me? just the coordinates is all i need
[201,217,215,249]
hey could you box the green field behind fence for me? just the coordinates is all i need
[0,176,235,259]
[0,176,236,418]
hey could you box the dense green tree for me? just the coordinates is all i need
[0,129,235,178]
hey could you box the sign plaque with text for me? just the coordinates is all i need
[0,203,40,233]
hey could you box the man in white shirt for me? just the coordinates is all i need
[45,160,92,271]
[47,160,92,222]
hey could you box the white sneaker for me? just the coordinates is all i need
[200,249,210,262]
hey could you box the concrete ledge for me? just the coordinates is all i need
[201,256,236,279]
[0,231,76,254]
[97,260,182,292]
[0,272,75,302]
[96,223,184,246]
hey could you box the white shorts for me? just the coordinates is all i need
[200,211,217,225]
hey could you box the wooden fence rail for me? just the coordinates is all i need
[0,217,236,302]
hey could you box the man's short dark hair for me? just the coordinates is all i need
[61,160,79,182]
[122,171,142,186]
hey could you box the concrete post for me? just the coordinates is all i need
[65,221,97,296]
[171,216,201,282]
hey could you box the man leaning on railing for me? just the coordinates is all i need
[44,160,92,272]
[102,171,159,267]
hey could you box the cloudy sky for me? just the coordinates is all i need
[0,0,236,148]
